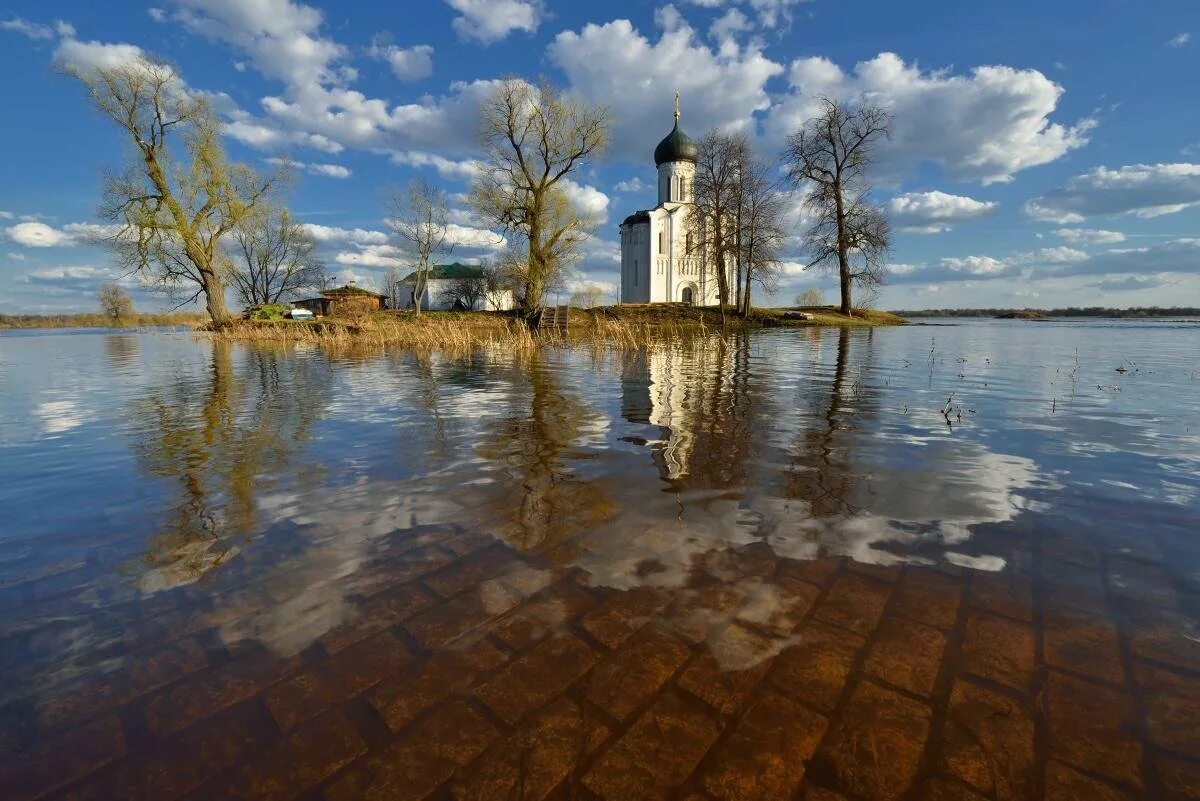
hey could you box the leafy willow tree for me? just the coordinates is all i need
[65,57,279,323]
[387,178,451,315]
[470,79,608,325]
[97,282,136,324]
[785,97,892,315]
[227,206,323,307]
[795,288,825,307]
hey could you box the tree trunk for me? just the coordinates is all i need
[202,271,233,324]
[833,178,852,316]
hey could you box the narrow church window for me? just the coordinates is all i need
[658,230,665,254]
[685,233,692,253]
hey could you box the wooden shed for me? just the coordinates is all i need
[294,285,388,317]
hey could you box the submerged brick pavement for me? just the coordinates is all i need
[2,525,1200,801]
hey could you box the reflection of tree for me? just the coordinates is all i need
[102,334,139,368]
[477,351,614,552]
[136,341,330,590]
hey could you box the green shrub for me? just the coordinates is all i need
[247,304,290,321]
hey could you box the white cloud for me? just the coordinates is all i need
[0,211,13,219]
[681,0,810,30]
[388,150,483,180]
[1168,32,1191,48]
[561,180,611,225]
[333,244,405,269]
[549,15,782,163]
[300,224,388,245]
[1,17,56,39]
[53,38,147,73]
[1025,163,1200,222]
[6,222,73,247]
[614,177,650,193]
[266,157,351,178]
[444,223,507,250]
[709,9,751,42]
[368,42,434,82]
[444,0,544,44]
[767,52,1094,184]
[1053,228,1126,245]
[887,191,997,233]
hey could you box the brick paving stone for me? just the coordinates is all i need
[1155,754,1200,800]
[1043,606,1125,685]
[582,691,720,801]
[368,638,508,733]
[318,584,437,654]
[475,634,596,725]
[143,646,301,736]
[1118,601,1200,673]
[450,697,608,801]
[585,625,689,722]
[770,621,866,714]
[1046,670,1143,789]
[1108,557,1179,608]
[1042,533,1100,569]
[578,587,669,650]
[404,579,522,649]
[325,699,498,801]
[701,690,828,801]
[776,557,840,589]
[863,616,945,698]
[425,544,521,599]
[36,638,208,732]
[677,622,775,715]
[264,629,411,731]
[915,778,991,800]
[940,679,1035,800]
[1045,760,1139,801]
[803,788,851,801]
[1134,661,1200,757]
[490,581,596,651]
[734,576,820,637]
[663,581,747,644]
[961,612,1035,693]
[0,714,124,801]
[970,569,1034,623]
[812,573,890,638]
[51,704,262,801]
[200,709,366,801]
[1042,558,1110,617]
[441,530,499,557]
[815,680,931,801]
[893,569,962,631]
[845,559,902,584]
[702,543,778,582]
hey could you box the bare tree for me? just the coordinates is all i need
[65,57,279,323]
[481,258,515,311]
[784,97,892,315]
[568,285,604,309]
[387,178,451,315]
[736,156,789,317]
[377,262,403,309]
[685,130,746,322]
[97,282,136,324]
[470,79,608,325]
[438,275,486,310]
[227,206,323,307]
[795,288,825,307]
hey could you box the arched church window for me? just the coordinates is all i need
[658,230,666,254]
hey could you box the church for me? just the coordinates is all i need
[619,96,731,306]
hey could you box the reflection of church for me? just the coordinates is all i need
[619,95,731,305]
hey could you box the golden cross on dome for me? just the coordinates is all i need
[674,91,680,121]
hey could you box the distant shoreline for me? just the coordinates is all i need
[0,312,206,331]
[891,307,1200,319]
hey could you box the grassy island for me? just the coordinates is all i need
[203,304,906,352]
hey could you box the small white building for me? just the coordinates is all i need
[619,96,731,306]
[395,263,514,311]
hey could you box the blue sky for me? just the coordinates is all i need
[1,0,1198,312]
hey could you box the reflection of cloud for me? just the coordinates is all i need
[35,398,84,434]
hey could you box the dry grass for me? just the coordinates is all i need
[202,304,905,354]
[0,312,206,330]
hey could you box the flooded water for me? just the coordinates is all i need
[1,320,1199,800]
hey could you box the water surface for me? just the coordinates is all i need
[1,320,1198,800]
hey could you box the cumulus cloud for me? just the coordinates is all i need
[1089,275,1172,292]
[549,14,782,163]
[266,157,351,178]
[52,38,147,73]
[1168,32,1191,48]
[767,53,1094,184]
[300,224,388,245]
[0,17,67,39]
[561,180,611,225]
[444,0,544,44]
[681,0,809,30]
[1053,228,1126,245]
[3,221,117,248]
[368,42,434,81]
[1025,163,1200,222]
[388,150,483,180]
[614,177,650,193]
[887,191,997,233]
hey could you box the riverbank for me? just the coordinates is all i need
[0,312,206,330]
[203,305,906,351]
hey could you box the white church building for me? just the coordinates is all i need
[619,97,730,306]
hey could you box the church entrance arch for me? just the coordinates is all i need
[680,285,695,305]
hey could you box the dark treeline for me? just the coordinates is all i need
[894,307,1200,319]
[0,312,206,330]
